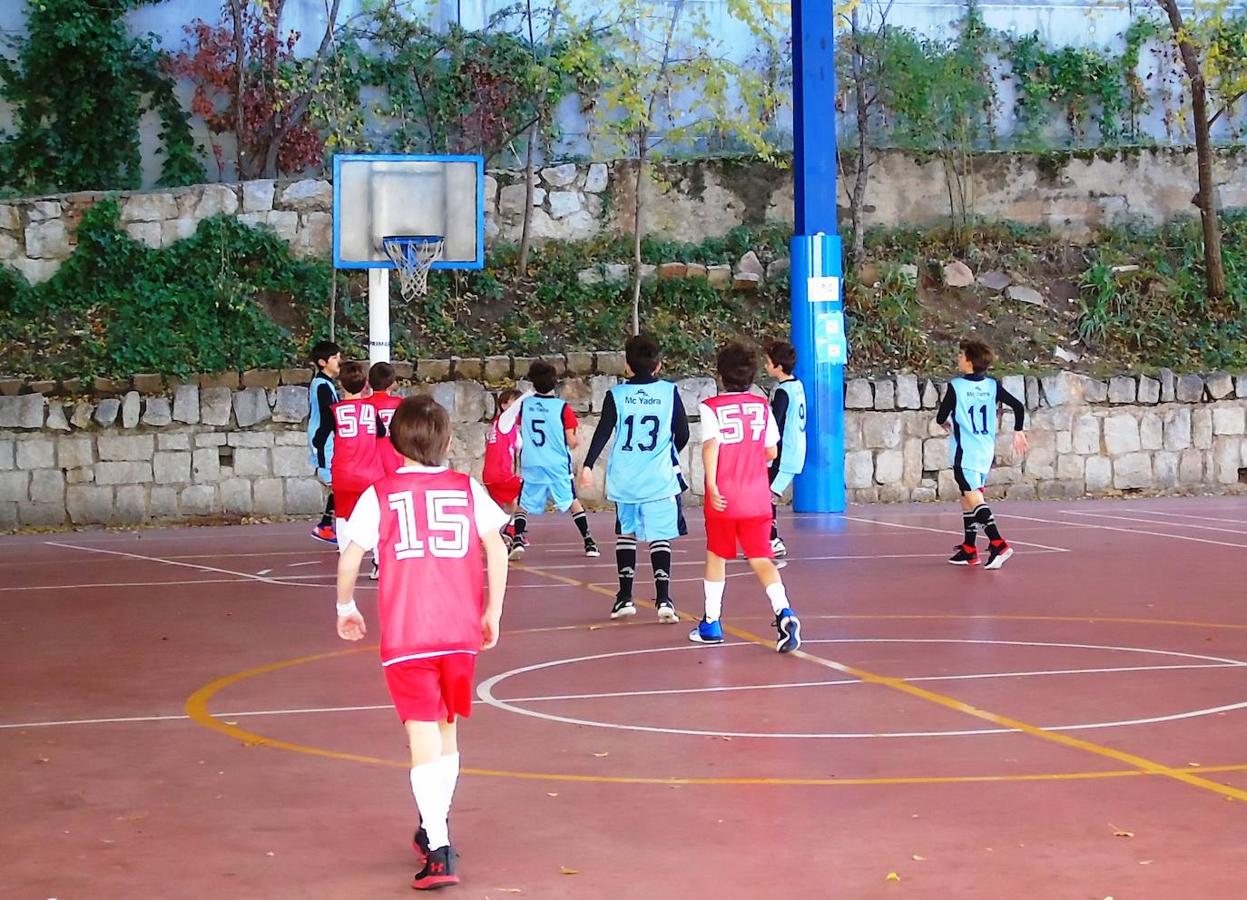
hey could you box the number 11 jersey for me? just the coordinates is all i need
[947,376,1000,474]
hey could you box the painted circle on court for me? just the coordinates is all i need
[477,638,1247,738]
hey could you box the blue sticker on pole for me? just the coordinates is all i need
[813,310,847,364]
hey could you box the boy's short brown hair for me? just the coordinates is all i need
[960,338,994,374]
[766,340,797,376]
[717,342,758,393]
[497,388,522,409]
[340,360,369,395]
[368,361,396,392]
[528,360,557,394]
[389,396,452,466]
[625,333,661,377]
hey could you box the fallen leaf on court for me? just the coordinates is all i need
[593,752,609,758]
[560,867,579,876]
[1139,860,1153,866]
[885,872,901,882]
[1113,831,1134,838]
[224,721,238,726]
[1188,762,1201,767]
[492,889,523,894]
[266,851,275,857]
[587,625,602,631]
[912,855,927,861]
[546,792,558,797]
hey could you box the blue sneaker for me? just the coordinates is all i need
[688,617,724,644]
[774,608,801,654]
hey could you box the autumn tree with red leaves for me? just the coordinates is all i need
[172,0,341,180]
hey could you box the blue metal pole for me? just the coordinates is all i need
[790,0,846,513]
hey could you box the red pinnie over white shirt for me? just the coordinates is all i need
[698,392,780,520]
[348,466,509,665]
[365,391,404,475]
[330,397,386,516]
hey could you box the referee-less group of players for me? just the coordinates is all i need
[303,333,1027,889]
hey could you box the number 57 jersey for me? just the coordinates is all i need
[700,392,778,520]
[350,467,509,663]
[606,381,680,503]
[948,376,1000,475]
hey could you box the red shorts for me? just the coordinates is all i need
[705,515,774,560]
[383,653,477,723]
[485,476,522,507]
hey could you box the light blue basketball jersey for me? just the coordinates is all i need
[774,379,807,475]
[606,381,680,503]
[520,394,573,484]
[306,372,339,468]
[948,376,999,474]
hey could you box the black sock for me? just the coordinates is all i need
[616,535,637,599]
[770,502,779,541]
[650,539,672,603]
[974,504,1003,542]
[320,493,335,527]
[513,508,528,537]
[572,510,591,540]
[962,508,978,547]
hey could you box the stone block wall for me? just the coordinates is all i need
[10,149,1247,284]
[1,362,1245,530]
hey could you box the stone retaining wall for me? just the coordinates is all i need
[8,149,1247,284]
[1,362,1245,530]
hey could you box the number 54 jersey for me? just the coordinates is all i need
[948,376,1000,474]
[605,381,680,503]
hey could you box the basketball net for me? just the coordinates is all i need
[383,236,444,300]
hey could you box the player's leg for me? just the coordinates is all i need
[568,490,599,557]
[969,472,1013,569]
[740,516,800,653]
[769,467,793,558]
[949,466,981,566]
[612,507,638,619]
[641,497,680,623]
[407,719,460,889]
[690,517,731,644]
[312,472,336,544]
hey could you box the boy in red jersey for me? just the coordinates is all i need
[689,342,801,653]
[366,361,404,476]
[335,395,509,891]
[330,361,385,556]
[483,388,524,546]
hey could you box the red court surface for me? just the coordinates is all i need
[2,496,1246,898]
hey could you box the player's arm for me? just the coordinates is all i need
[935,382,956,431]
[764,405,780,462]
[698,401,726,512]
[580,392,618,487]
[996,380,1029,455]
[312,382,336,467]
[496,389,533,435]
[563,404,580,451]
[471,480,511,649]
[672,393,690,452]
[335,488,377,639]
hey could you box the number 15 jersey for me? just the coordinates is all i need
[947,376,1000,474]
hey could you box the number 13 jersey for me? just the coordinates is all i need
[605,381,680,503]
[947,376,1000,474]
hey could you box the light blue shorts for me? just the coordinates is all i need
[954,467,989,493]
[615,497,680,542]
[520,478,574,515]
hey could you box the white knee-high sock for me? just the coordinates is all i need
[410,762,451,850]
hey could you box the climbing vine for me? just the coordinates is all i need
[0,0,204,193]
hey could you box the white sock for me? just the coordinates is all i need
[410,762,451,850]
[765,581,789,616]
[437,752,461,809]
[703,579,725,622]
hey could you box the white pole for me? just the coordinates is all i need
[368,268,391,364]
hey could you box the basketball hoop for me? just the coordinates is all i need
[382,234,444,300]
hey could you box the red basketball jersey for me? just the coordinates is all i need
[372,469,486,662]
[702,393,773,520]
[330,398,385,516]
[366,392,404,475]
[482,417,520,485]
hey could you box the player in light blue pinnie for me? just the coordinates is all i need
[582,334,690,622]
[765,341,807,559]
[935,339,1029,569]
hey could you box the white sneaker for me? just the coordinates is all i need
[369,560,379,581]
[771,537,787,559]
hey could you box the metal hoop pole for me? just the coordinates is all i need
[368,268,391,364]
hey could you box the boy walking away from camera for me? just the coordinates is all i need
[330,361,386,557]
[335,395,510,891]
[508,360,599,560]
[581,334,689,622]
[936,338,1028,569]
[764,340,806,559]
[690,343,801,654]
[308,340,341,545]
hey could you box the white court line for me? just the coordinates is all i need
[1007,513,1247,549]
[0,577,253,592]
[1061,509,1247,536]
[499,662,1242,703]
[44,541,304,587]
[839,514,1072,553]
[1135,509,1247,526]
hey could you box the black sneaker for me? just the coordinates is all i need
[610,594,637,619]
[369,559,379,581]
[412,826,430,864]
[656,598,678,623]
[948,544,979,566]
[411,845,459,890]
[984,540,1014,570]
[584,537,601,558]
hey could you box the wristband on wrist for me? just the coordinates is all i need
[336,599,358,618]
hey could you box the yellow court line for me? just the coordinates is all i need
[513,561,1247,803]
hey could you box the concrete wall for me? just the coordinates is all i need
[3,149,1244,284]
[2,362,1245,530]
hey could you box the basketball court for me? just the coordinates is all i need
[3,496,1246,897]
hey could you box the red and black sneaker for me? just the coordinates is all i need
[412,826,430,865]
[984,540,1014,570]
[411,845,459,890]
[948,544,979,566]
[310,522,337,546]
